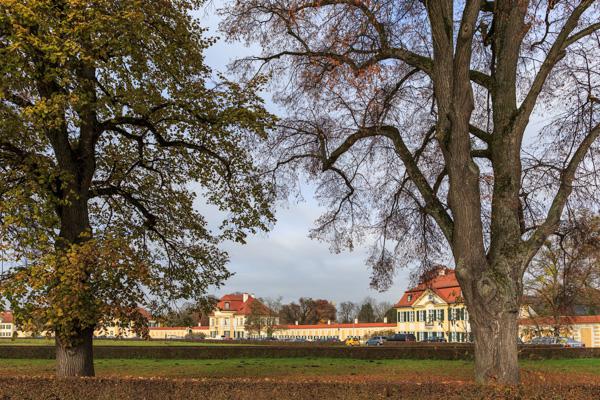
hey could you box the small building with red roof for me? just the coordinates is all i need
[208,293,276,339]
[394,266,471,342]
[0,311,15,338]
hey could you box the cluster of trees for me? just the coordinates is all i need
[159,301,215,328]
[278,298,336,325]
[525,211,600,334]
[244,296,398,326]
[338,298,397,324]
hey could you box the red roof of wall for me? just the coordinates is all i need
[395,268,463,307]
[279,323,396,330]
[0,311,13,323]
[149,326,209,331]
[519,315,600,326]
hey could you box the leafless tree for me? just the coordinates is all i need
[338,301,359,323]
[525,210,600,334]
[374,301,394,322]
[221,0,600,384]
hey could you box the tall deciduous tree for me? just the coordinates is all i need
[0,0,275,377]
[221,0,600,383]
[357,302,375,323]
[279,297,336,324]
[244,297,280,338]
[338,301,358,323]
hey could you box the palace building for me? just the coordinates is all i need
[207,293,275,339]
[394,266,471,342]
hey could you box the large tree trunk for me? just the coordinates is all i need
[55,327,95,377]
[456,255,523,385]
[471,310,519,384]
[55,194,95,377]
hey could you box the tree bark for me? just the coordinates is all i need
[55,327,95,377]
[470,300,520,384]
[54,186,95,377]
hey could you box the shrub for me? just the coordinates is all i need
[0,343,598,360]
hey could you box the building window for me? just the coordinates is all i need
[437,309,444,321]
[428,309,436,322]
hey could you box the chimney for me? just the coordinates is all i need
[384,317,388,323]
[439,268,446,276]
[295,320,298,325]
[327,320,331,325]
[354,318,358,324]
[243,293,249,303]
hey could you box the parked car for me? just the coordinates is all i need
[387,333,416,342]
[559,338,585,348]
[422,337,447,343]
[528,336,561,345]
[345,337,360,346]
[366,337,385,346]
[371,336,387,342]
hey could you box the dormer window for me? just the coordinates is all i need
[224,302,230,310]
[407,295,412,302]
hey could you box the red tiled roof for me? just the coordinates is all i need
[137,307,153,320]
[149,326,209,331]
[279,323,396,330]
[519,315,600,326]
[0,311,13,324]
[212,294,270,316]
[395,268,462,307]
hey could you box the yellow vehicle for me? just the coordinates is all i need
[345,337,360,346]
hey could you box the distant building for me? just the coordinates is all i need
[273,321,396,341]
[208,293,275,339]
[148,326,209,340]
[394,267,471,342]
[519,315,600,348]
[0,311,15,338]
[1,308,158,339]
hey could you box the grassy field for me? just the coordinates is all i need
[0,338,240,346]
[1,358,598,384]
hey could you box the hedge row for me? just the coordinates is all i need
[0,377,598,400]
[1,344,599,360]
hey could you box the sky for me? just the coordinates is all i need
[195,6,413,305]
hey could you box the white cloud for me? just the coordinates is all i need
[192,6,413,305]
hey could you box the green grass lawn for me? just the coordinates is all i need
[1,358,598,382]
[0,338,240,347]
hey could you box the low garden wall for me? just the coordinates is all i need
[1,344,599,360]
